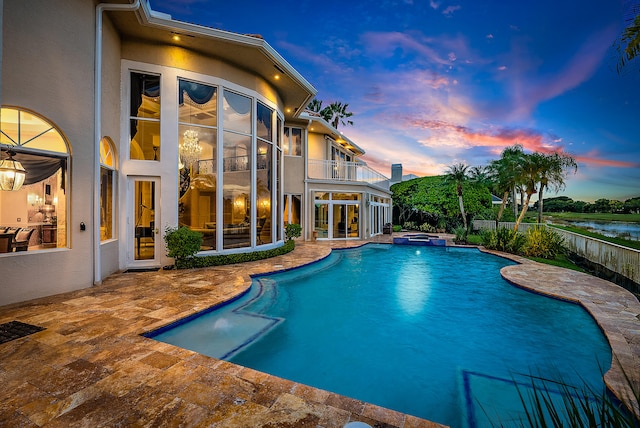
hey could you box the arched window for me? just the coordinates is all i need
[100,137,116,241]
[0,106,70,252]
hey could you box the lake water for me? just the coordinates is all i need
[566,220,640,241]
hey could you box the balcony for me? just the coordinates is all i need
[307,159,389,190]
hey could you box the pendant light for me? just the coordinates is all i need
[0,150,27,191]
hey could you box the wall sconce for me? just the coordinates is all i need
[0,150,27,191]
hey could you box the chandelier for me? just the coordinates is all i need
[0,150,27,191]
[179,129,202,169]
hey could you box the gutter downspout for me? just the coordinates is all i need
[94,0,141,285]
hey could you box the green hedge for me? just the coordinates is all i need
[175,239,295,269]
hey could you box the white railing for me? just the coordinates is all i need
[307,159,389,189]
[472,220,539,233]
[473,220,640,284]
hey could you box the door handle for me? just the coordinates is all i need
[155,228,159,234]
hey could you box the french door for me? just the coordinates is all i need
[127,177,160,267]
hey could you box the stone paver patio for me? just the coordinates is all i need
[0,237,638,427]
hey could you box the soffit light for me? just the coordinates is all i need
[0,150,27,191]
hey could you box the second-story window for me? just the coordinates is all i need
[283,126,302,156]
[129,72,161,161]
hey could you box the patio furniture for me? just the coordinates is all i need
[383,223,393,234]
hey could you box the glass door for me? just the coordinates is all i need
[128,177,160,266]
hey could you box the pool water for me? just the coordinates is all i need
[151,244,612,427]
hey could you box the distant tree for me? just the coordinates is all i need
[610,199,625,213]
[623,197,640,213]
[534,196,574,212]
[594,198,612,213]
[573,200,590,213]
[536,152,578,223]
[320,101,354,129]
[613,3,640,74]
[444,163,470,229]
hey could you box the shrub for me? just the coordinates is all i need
[392,224,402,232]
[481,227,526,254]
[453,226,468,244]
[285,223,302,241]
[164,226,202,261]
[419,223,436,233]
[523,226,565,259]
[176,239,295,269]
[480,228,497,248]
[403,221,418,231]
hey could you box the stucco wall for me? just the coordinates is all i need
[0,0,96,305]
[99,13,123,280]
[307,133,326,160]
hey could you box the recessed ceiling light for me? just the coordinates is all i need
[172,34,181,42]
[274,74,281,80]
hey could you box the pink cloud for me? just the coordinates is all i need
[402,117,640,169]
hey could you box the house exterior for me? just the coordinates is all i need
[283,111,392,241]
[0,0,390,306]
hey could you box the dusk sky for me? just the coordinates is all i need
[151,0,639,203]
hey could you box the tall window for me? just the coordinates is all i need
[130,72,160,160]
[222,90,252,249]
[283,126,302,156]
[284,194,301,225]
[177,79,218,250]
[0,107,69,251]
[100,137,116,241]
[276,117,283,241]
[256,102,273,245]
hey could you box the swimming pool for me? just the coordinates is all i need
[150,244,612,427]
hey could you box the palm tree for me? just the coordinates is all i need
[614,4,640,74]
[514,152,545,231]
[445,163,470,229]
[488,145,525,224]
[536,152,578,223]
[320,102,354,129]
[307,98,324,112]
[468,165,492,191]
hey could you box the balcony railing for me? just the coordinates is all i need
[307,159,389,189]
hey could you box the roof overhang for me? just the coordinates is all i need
[300,111,365,156]
[104,1,317,120]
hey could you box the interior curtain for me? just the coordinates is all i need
[8,152,67,192]
[178,80,216,105]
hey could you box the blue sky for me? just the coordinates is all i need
[151,0,639,202]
